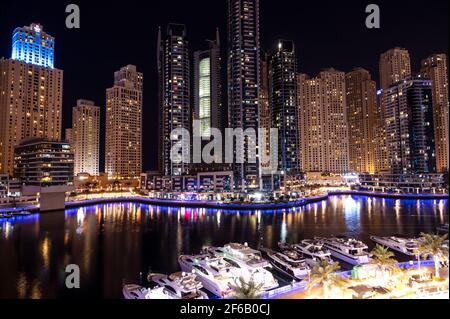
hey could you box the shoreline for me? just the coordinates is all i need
[3,190,447,214]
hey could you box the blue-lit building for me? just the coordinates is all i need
[0,24,62,176]
[11,23,54,69]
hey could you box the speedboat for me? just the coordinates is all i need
[178,254,238,298]
[260,248,310,280]
[148,272,208,299]
[370,235,419,256]
[279,239,334,267]
[204,243,279,291]
[122,284,173,299]
[321,236,371,266]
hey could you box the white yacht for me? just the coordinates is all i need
[370,235,419,256]
[279,239,334,267]
[122,284,172,299]
[260,248,310,280]
[205,243,279,291]
[321,236,371,266]
[206,243,271,269]
[178,254,238,298]
[148,272,208,299]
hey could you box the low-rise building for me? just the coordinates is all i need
[13,138,74,187]
[358,173,446,194]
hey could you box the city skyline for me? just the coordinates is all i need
[0,2,448,175]
[0,0,449,305]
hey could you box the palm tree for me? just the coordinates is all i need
[418,232,449,278]
[229,275,265,299]
[307,259,349,299]
[370,244,399,281]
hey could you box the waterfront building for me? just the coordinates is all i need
[140,171,234,193]
[227,0,261,189]
[376,48,412,172]
[383,77,436,174]
[13,137,74,187]
[420,54,449,172]
[269,40,300,175]
[105,65,143,180]
[345,68,377,173]
[358,173,446,194]
[193,29,223,139]
[158,24,191,176]
[0,24,63,176]
[297,69,349,174]
[71,100,100,176]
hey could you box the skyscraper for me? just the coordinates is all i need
[0,23,62,176]
[158,24,191,176]
[384,77,436,174]
[227,0,261,189]
[259,51,271,174]
[105,65,143,180]
[420,54,449,172]
[297,69,349,174]
[376,47,412,172]
[11,23,54,69]
[71,100,100,176]
[269,40,300,175]
[345,68,377,173]
[193,29,222,139]
[379,47,412,90]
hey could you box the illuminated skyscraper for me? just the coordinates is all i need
[298,69,349,174]
[376,48,412,172]
[269,40,300,174]
[384,77,436,174]
[227,0,261,189]
[71,100,100,176]
[105,65,143,180]
[379,48,411,90]
[260,51,271,173]
[11,23,54,69]
[193,29,222,138]
[158,24,191,176]
[345,68,377,173]
[0,24,62,176]
[420,54,449,172]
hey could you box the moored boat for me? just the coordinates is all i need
[148,272,208,299]
[321,236,371,266]
[370,235,419,256]
[260,247,310,280]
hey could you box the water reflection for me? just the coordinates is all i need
[0,196,448,299]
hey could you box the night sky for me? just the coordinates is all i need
[0,0,448,172]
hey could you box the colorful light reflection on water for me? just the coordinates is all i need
[0,196,448,298]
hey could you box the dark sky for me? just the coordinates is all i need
[1,0,448,172]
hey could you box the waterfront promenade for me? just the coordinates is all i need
[1,190,448,214]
